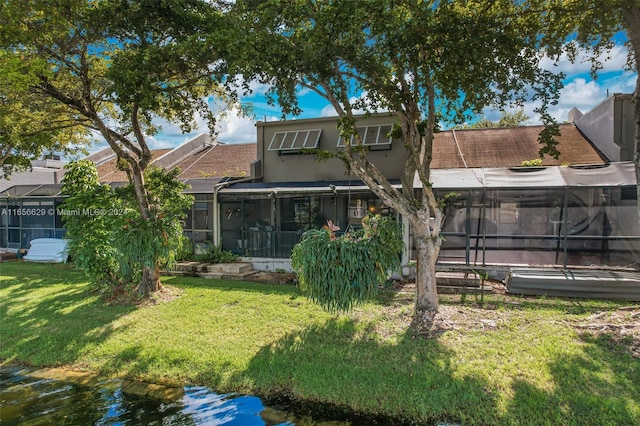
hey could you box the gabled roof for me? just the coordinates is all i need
[431,123,605,168]
[89,135,257,183]
[174,143,256,180]
[96,149,172,183]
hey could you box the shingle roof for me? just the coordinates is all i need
[96,149,172,183]
[174,143,256,179]
[93,123,602,183]
[94,142,257,183]
[431,123,604,168]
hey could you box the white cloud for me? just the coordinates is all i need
[478,67,636,127]
[318,91,391,117]
[232,74,273,99]
[320,103,338,117]
[214,106,257,143]
[540,44,630,75]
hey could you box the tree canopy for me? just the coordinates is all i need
[453,109,532,129]
[0,49,86,177]
[1,0,231,295]
[230,0,570,332]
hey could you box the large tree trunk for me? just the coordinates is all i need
[127,162,164,297]
[138,263,162,296]
[409,215,441,336]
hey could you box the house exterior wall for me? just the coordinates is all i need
[256,114,406,183]
[574,94,634,162]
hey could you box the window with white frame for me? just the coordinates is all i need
[267,129,322,152]
[336,124,394,149]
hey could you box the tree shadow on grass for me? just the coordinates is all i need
[0,263,134,366]
[505,331,640,425]
[166,275,306,298]
[191,318,501,426]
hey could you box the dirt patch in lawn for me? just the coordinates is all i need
[138,285,184,307]
[368,280,640,358]
[573,307,640,358]
[245,271,298,285]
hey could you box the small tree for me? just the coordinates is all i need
[61,161,123,293]
[61,160,193,299]
[292,215,403,313]
[453,109,531,129]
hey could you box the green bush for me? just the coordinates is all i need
[521,158,543,167]
[176,234,194,261]
[192,244,239,264]
[291,215,403,312]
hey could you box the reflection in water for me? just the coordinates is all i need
[0,367,347,425]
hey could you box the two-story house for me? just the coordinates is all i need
[218,103,639,272]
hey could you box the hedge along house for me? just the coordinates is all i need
[218,95,639,273]
[0,134,256,252]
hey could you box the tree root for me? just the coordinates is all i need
[410,308,437,337]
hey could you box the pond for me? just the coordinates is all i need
[0,366,360,425]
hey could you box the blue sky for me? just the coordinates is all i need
[135,43,636,151]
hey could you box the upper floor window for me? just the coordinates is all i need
[267,129,322,152]
[337,124,394,150]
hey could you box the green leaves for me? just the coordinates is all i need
[291,215,402,313]
[61,161,193,298]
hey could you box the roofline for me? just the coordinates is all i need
[570,121,609,162]
[439,122,575,134]
[256,112,398,128]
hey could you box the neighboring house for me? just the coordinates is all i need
[0,135,257,250]
[0,157,67,193]
[570,93,635,163]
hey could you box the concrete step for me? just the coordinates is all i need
[195,262,254,274]
[437,285,493,294]
[164,262,255,278]
[437,272,482,286]
[198,271,256,280]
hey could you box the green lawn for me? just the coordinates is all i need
[1,262,638,425]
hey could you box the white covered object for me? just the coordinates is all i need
[24,238,69,263]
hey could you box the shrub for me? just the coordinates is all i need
[61,161,192,298]
[192,244,239,264]
[521,158,543,167]
[291,215,403,312]
[176,234,194,261]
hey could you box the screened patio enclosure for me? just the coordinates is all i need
[218,181,388,258]
[220,162,639,270]
[428,162,639,269]
[0,184,66,250]
[0,177,222,251]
